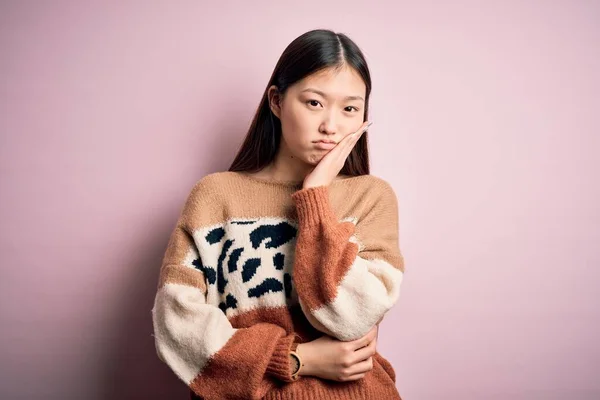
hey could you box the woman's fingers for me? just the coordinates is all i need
[344,121,371,148]
[340,372,367,382]
[351,325,378,350]
[337,121,371,161]
[352,336,377,363]
[319,120,372,166]
[332,120,371,156]
[337,334,377,382]
[341,356,374,379]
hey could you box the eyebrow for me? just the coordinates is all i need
[300,88,365,102]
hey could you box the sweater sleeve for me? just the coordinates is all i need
[290,181,405,341]
[151,185,299,400]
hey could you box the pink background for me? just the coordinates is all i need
[1,1,599,399]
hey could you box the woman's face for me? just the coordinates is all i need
[269,65,367,166]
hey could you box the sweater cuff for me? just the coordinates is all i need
[291,186,336,227]
[265,333,300,382]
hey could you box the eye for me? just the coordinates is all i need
[345,106,359,112]
[306,99,322,108]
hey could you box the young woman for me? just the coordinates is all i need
[152,29,405,400]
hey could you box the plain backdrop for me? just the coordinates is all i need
[1,1,599,399]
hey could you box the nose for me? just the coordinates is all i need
[319,112,337,136]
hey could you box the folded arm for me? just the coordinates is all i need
[152,187,299,400]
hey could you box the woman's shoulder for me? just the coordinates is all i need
[193,170,228,185]
[177,172,241,224]
[187,171,241,193]
[181,171,236,206]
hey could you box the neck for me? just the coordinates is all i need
[258,143,314,183]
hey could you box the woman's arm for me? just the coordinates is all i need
[152,185,299,400]
[290,180,405,341]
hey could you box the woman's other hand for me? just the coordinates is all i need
[302,121,372,189]
[296,324,378,382]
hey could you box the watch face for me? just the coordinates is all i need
[290,352,301,374]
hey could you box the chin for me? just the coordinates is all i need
[305,153,324,165]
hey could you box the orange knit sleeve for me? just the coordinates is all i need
[152,182,300,400]
[291,182,405,341]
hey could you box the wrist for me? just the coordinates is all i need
[302,183,327,190]
[295,343,315,376]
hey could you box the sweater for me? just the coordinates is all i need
[151,171,405,400]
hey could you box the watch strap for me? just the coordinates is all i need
[289,341,302,380]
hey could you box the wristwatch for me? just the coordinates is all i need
[289,342,303,380]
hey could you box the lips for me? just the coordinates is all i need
[314,141,337,150]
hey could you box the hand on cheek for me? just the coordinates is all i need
[302,121,372,189]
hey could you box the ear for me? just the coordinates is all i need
[267,85,282,119]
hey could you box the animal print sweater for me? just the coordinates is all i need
[151,171,405,400]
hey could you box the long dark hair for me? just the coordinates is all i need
[228,29,372,176]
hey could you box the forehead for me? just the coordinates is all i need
[293,66,366,97]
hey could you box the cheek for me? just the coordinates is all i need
[281,106,312,144]
[290,105,311,129]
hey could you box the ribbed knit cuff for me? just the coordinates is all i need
[265,333,300,382]
[291,186,336,227]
